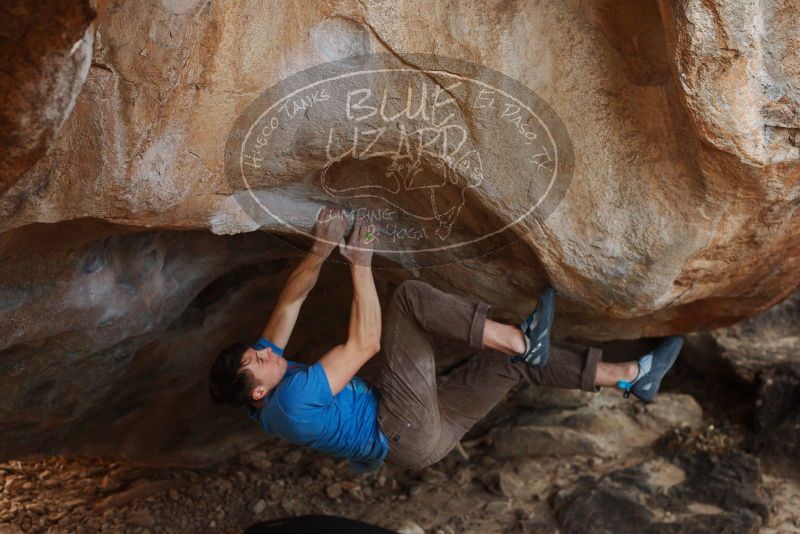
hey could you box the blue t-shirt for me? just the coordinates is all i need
[245,358,389,472]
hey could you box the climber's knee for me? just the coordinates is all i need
[391,279,429,318]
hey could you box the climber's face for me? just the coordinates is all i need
[241,346,287,403]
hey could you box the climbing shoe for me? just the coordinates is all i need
[616,336,684,402]
[511,286,556,368]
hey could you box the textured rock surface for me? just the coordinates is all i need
[684,290,800,472]
[752,363,800,473]
[684,289,799,382]
[0,0,799,463]
[0,0,95,195]
[555,451,769,533]
[491,390,703,459]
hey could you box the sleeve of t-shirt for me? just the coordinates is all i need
[276,362,335,413]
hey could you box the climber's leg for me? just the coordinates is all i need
[483,318,641,387]
[421,340,605,466]
[376,280,657,468]
[377,280,490,469]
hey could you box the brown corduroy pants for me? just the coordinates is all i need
[376,280,602,469]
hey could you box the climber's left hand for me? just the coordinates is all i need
[311,205,347,256]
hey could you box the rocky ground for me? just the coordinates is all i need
[1,352,799,534]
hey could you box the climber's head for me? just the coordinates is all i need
[208,342,287,406]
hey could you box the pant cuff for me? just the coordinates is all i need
[469,302,491,349]
[581,346,603,392]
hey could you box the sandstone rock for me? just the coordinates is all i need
[0,0,798,465]
[682,291,800,471]
[555,451,768,533]
[514,387,595,410]
[325,483,342,500]
[250,498,267,515]
[513,459,555,498]
[492,391,703,459]
[397,521,426,534]
[96,479,183,511]
[279,496,302,515]
[126,509,155,528]
[480,469,529,499]
[688,290,800,381]
[238,449,272,471]
[339,480,364,502]
[493,427,605,459]
[99,475,121,492]
[283,450,303,464]
[751,362,800,473]
[0,0,95,195]
[483,500,511,515]
[186,484,203,499]
[420,468,447,484]
[453,467,473,488]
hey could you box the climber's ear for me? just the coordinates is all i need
[251,384,268,401]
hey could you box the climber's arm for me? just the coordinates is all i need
[318,264,381,395]
[260,206,347,350]
[260,247,327,350]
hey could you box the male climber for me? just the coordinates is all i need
[208,206,684,470]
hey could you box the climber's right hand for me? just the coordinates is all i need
[339,218,374,267]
